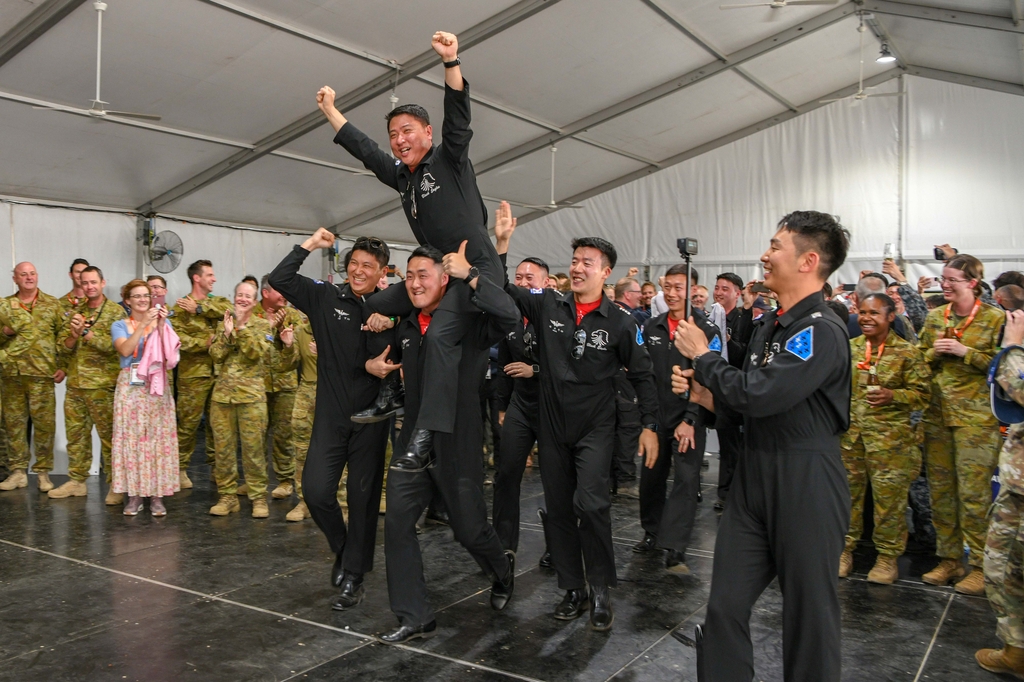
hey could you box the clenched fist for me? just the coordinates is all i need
[431,31,458,61]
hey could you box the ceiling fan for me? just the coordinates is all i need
[820,14,904,104]
[720,0,839,12]
[518,146,585,212]
[34,1,162,121]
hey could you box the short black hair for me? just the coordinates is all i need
[187,259,212,284]
[408,244,445,265]
[386,104,430,129]
[716,272,743,290]
[826,299,850,324]
[822,282,833,299]
[570,237,617,269]
[664,264,690,279]
[520,257,549,274]
[777,211,849,278]
[69,258,89,272]
[994,271,1024,290]
[925,294,945,310]
[242,275,258,288]
[80,265,104,281]
[861,292,896,316]
[351,236,391,268]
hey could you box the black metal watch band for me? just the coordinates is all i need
[443,57,461,68]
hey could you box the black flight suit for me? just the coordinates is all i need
[384,277,516,628]
[334,79,500,435]
[693,291,851,682]
[717,305,754,503]
[611,301,649,487]
[638,310,720,552]
[269,246,390,576]
[505,287,658,590]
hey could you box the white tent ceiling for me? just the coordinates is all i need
[0,0,1021,244]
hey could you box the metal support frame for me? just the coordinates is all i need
[0,0,88,69]
[863,0,1024,35]
[904,64,1024,96]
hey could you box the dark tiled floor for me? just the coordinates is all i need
[0,455,1002,681]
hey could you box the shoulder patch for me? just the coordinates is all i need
[785,327,813,361]
[708,335,722,353]
[811,311,822,318]
[636,326,644,346]
[265,334,275,342]
[313,279,324,285]
[529,288,544,294]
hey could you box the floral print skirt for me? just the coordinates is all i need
[111,367,180,497]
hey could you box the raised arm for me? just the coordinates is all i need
[320,87,400,190]
[269,228,335,314]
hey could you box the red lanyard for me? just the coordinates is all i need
[857,339,885,370]
[126,318,152,360]
[16,291,38,312]
[943,299,981,339]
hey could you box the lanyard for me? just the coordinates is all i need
[15,290,39,312]
[943,299,981,339]
[857,339,885,370]
[126,318,153,360]
[86,298,107,326]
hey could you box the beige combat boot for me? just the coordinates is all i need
[105,490,124,506]
[0,469,27,491]
[236,483,249,496]
[867,555,899,584]
[48,479,87,498]
[36,472,54,493]
[271,481,294,499]
[179,470,193,489]
[922,558,965,586]
[839,550,853,578]
[976,645,1024,679]
[209,495,240,516]
[286,501,310,522]
[955,569,986,596]
[251,497,269,519]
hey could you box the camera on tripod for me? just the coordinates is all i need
[677,238,698,258]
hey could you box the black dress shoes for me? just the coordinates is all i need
[665,549,690,575]
[331,552,345,587]
[537,508,553,568]
[713,499,725,512]
[490,550,515,611]
[632,532,658,554]
[377,620,437,644]
[589,586,614,631]
[425,506,449,526]
[539,551,553,569]
[351,377,405,424]
[390,429,435,471]
[553,589,589,620]
[331,573,365,611]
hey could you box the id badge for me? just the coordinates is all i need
[857,370,869,387]
[129,362,145,386]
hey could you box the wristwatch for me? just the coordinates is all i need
[682,417,695,426]
[443,57,461,68]
[195,304,203,315]
[643,423,659,432]
[464,266,480,283]
[531,363,540,374]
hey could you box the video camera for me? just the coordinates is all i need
[677,238,698,258]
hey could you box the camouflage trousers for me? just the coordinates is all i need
[985,488,1024,647]
[267,390,296,486]
[210,400,267,499]
[291,381,315,501]
[842,435,921,556]
[924,421,1001,567]
[2,375,56,472]
[65,386,115,482]
[176,376,215,470]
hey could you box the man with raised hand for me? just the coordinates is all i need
[316,30,501,472]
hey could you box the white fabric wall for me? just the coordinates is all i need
[509,75,1024,289]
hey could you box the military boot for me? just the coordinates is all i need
[36,472,54,492]
[236,483,249,496]
[955,569,986,596]
[922,558,965,586]
[839,550,853,578]
[252,497,270,519]
[867,555,899,584]
[105,490,124,506]
[271,481,294,499]
[286,501,310,522]
[179,470,193,489]
[0,469,27,491]
[976,645,1024,679]
[209,495,240,516]
[48,479,87,498]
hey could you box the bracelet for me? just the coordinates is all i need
[692,352,707,364]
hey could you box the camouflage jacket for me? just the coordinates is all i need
[58,290,85,316]
[170,294,232,379]
[843,330,931,452]
[0,298,39,368]
[895,283,927,333]
[0,291,63,378]
[210,316,272,404]
[919,301,1005,427]
[996,347,1024,494]
[252,302,301,393]
[57,297,126,390]
[294,314,318,385]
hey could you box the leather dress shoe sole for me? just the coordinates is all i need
[389,456,436,473]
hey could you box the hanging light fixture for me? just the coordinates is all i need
[876,43,896,63]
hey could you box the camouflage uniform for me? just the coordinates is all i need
[985,346,1024,647]
[58,298,125,482]
[291,315,317,502]
[170,294,231,470]
[920,301,1005,567]
[0,292,61,474]
[254,302,301,487]
[209,316,272,499]
[842,331,931,556]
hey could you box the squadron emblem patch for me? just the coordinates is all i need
[785,327,814,361]
[708,335,722,353]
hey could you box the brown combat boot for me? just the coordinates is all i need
[179,470,193,489]
[251,497,269,519]
[105,490,124,506]
[922,558,965,586]
[209,495,240,516]
[271,481,294,499]
[286,501,310,522]
[48,479,87,498]
[236,483,249,496]
[976,645,1024,679]
[0,469,27,491]
[867,555,899,584]
[839,550,853,578]
[36,472,54,492]
[955,569,986,596]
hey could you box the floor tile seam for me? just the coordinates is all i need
[279,640,377,682]
[604,600,709,681]
[842,575,962,597]
[912,592,954,682]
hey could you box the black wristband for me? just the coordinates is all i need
[443,57,461,68]
[643,423,659,432]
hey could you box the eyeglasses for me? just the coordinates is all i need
[572,329,586,360]
[937,276,970,284]
[128,294,152,300]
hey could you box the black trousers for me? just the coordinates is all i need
[701,448,849,682]
[612,392,641,485]
[639,427,705,551]
[303,419,389,574]
[539,413,617,590]
[384,429,509,627]
[367,280,478,434]
[480,376,503,457]
[716,424,743,502]
[492,401,541,552]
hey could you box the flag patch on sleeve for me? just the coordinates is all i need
[785,327,813,361]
